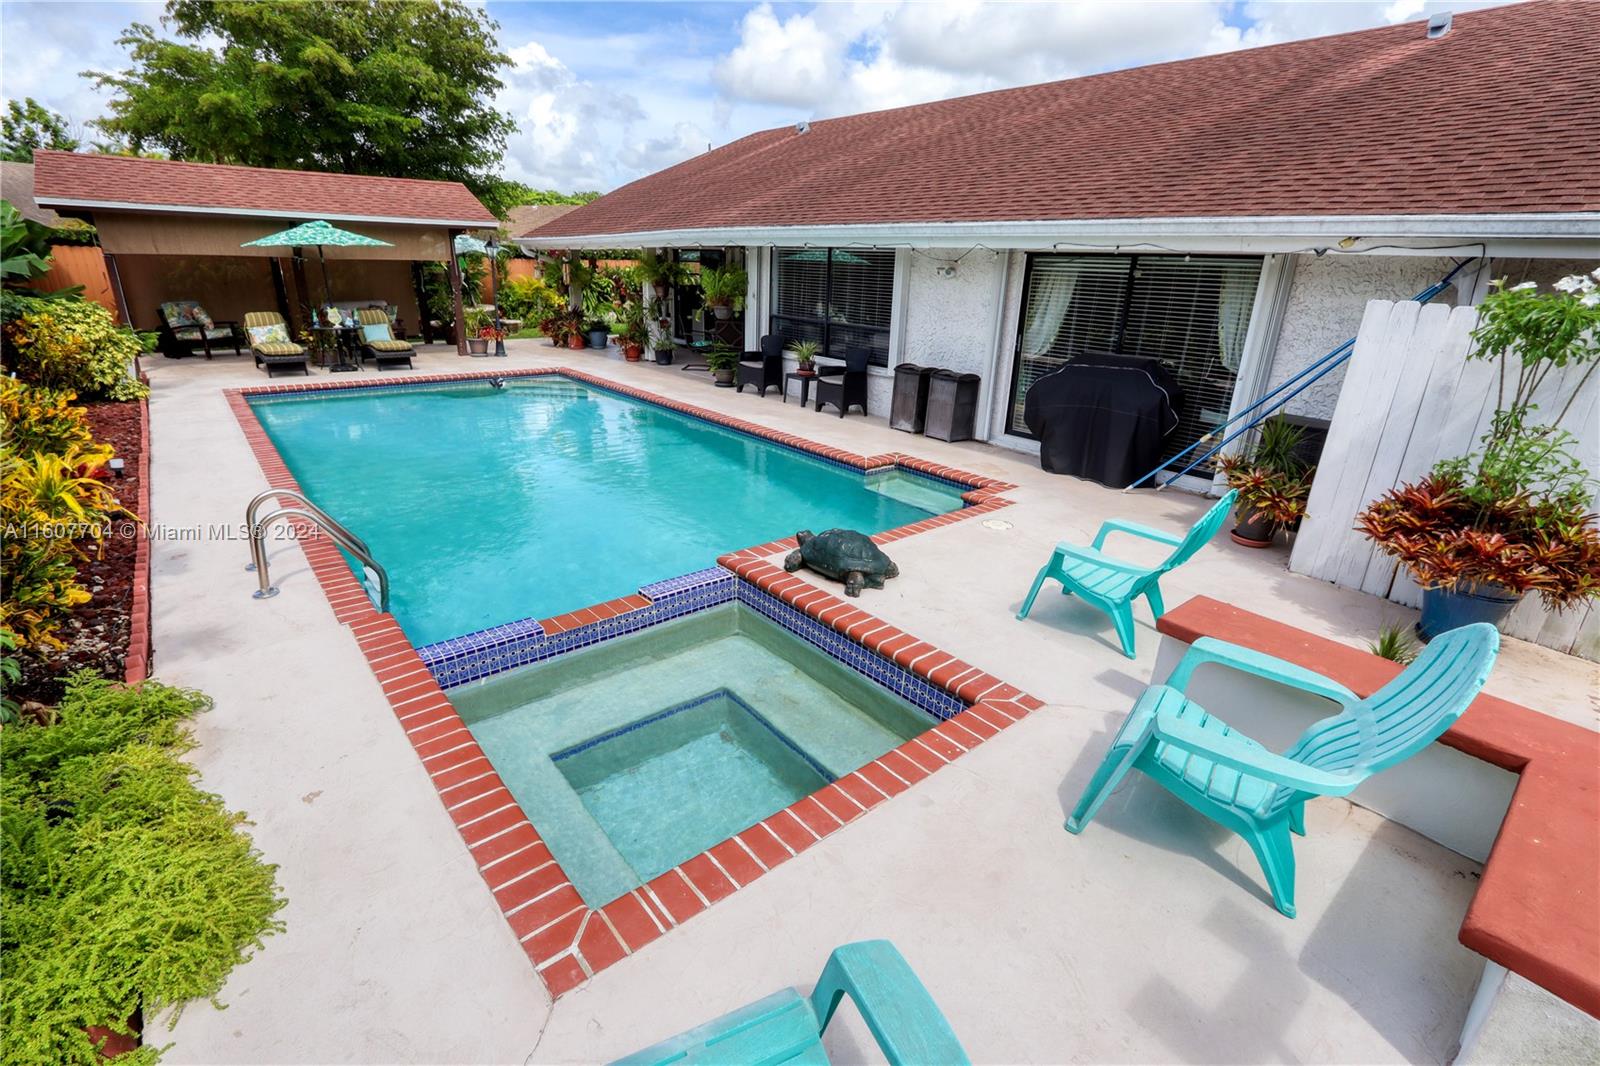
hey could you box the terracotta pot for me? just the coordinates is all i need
[623,343,643,361]
[85,1008,142,1059]
[1229,508,1279,548]
[567,334,586,350]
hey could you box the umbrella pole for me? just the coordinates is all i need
[318,245,334,307]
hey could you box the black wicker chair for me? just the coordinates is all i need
[736,334,785,396]
[156,300,245,359]
[814,346,870,417]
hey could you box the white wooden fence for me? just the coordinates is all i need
[1290,299,1600,660]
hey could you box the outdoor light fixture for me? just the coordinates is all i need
[108,458,125,478]
[485,236,507,357]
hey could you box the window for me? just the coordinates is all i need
[771,248,895,366]
[1007,254,1262,474]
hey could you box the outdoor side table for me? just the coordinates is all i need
[784,370,818,405]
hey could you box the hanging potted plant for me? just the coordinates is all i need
[705,341,740,387]
[1218,416,1314,547]
[788,338,821,374]
[1359,271,1600,639]
[697,266,747,321]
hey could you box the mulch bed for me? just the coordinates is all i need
[11,399,144,706]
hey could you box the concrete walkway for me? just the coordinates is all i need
[144,341,1597,1063]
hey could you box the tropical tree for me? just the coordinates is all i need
[85,0,515,204]
[0,99,80,162]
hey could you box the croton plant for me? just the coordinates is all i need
[1360,269,1600,610]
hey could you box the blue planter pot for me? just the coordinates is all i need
[1417,583,1521,642]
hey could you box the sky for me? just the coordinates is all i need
[0,0,1510,194]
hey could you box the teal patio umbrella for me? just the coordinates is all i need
[242,219,393,306]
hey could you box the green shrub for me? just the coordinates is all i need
[496,275,561,324]
[2,296,149,401]
[1,674,286,1065]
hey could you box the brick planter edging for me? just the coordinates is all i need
[224,370,1040,998]
[124,393,153,684]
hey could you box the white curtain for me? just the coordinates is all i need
[1217,268,1256,371]
[1022,263,1081,356]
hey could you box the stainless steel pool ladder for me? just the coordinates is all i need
[244,488,390,612]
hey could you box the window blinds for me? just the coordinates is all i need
[1008,254,1263,473]
[771,248,896,366]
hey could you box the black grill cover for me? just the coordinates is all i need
[1023,353,1183,487]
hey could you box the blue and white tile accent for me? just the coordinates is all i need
[416,566,967,721]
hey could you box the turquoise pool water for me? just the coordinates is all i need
[249,377,964,645]
[451,603,934,906]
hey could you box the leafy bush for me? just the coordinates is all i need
[1219,416,1314,527]
[0,377,97,457]
[495,275,561,325]
[1,674,286,1065]
[3,297,149,401]
[1360,272,1600,610]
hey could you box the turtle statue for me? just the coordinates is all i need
[783,528,899,597]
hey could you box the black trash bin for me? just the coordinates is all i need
[890,363,934,433]
[924,370,980,442]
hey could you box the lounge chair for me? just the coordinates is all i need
[611,940,970,1066]
[814,346,870,416]
[736,334,785,396]
[156,300,244,359]
[355,308,416,369]
[242,312,310,377]
[1067,622,1498,917]
[1016,490,1237,658]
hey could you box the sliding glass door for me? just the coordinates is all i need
[1007,253,1262,473]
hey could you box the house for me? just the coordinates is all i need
[518,1,1599,490]
[31,151,497,353]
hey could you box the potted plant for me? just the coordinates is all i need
[586,321,611,349]
[464,308,492,355]
[697,266,748,320]
[1218,416,1313,547]
[705,341,740,386]
[1359,271,1600,639]
[617,300,648,361]
[788,338,821,373]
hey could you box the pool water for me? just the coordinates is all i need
[450,603,935,906]
[249,377,965,645]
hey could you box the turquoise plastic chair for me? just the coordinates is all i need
[1016,490,1238,658]
[610,940,971,1066]
[1066,623,1499,917]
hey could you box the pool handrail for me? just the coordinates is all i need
[248,502,390,613]
[245,488,372,562]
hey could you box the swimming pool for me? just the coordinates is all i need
[248,376,966,645]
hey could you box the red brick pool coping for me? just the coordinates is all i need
[1158,597,1600,1020]
[224,367,1038,996]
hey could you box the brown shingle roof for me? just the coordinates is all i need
[507,203,581,237]
[1,162,66,226]
[32,151,495,226]
[537,1,1599,240]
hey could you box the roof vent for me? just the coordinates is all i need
[1426,11,1452,38]
[795,121,810,134]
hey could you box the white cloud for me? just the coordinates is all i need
[498,40,647,191]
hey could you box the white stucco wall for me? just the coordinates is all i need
[1266,254,1462,420]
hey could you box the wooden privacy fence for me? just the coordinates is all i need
[39,244,118,320]
[1290,299,1600,660]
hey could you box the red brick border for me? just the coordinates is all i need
[124,393,153,684]
[224,368,1039,996]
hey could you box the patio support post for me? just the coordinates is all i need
[268,258,293,327]
[101,251,133,326]
[447,228,467,357]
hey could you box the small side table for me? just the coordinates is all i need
[784,369,817,405]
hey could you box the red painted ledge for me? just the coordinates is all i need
[1157,595,1600,1019]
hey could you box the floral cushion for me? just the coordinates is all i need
[247,322,290,346]
[162,301,215,329]
[173,326,236,341]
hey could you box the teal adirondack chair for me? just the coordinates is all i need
[611,940,970,1066]
[1016,490,1238,658]
[1066,623,1499,917]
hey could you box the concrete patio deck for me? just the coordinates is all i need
[143,341,1598,1063]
